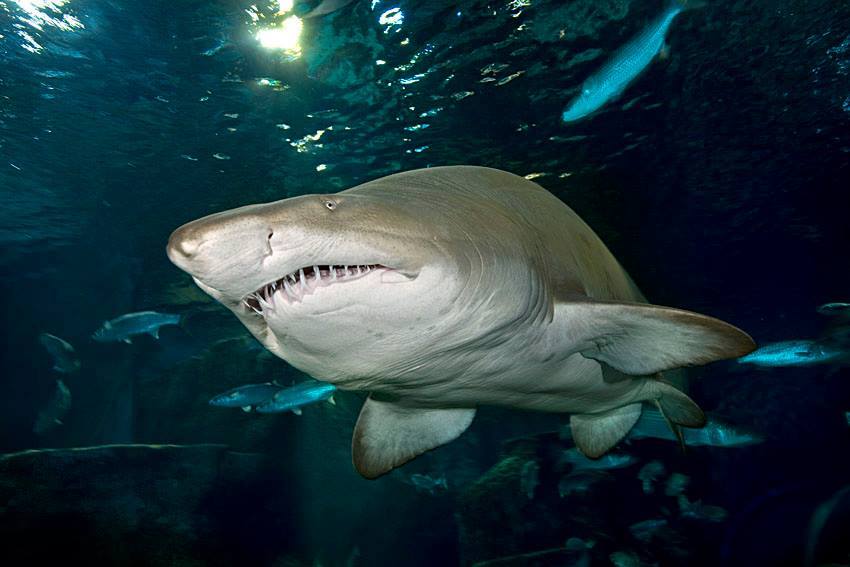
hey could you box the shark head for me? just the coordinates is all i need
[167,190,470,384]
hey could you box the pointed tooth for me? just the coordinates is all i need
[299,268,306,290]
[284,279,294,296]
[258,294,273,311]
[330,265,337,281]
[313,265,320,282]
[344,265,350,277]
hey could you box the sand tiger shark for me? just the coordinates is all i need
[167,166,755,479]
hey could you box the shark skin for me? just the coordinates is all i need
[167,166,755,479]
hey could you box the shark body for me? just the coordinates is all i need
[167,166,754,478]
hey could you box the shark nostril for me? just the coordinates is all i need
[265,229,275,257]
[167,230,201,265]
[176,239,199,257]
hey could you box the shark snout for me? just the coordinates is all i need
[166,209,278,286]
[166,224,204,270]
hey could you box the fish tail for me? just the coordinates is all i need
[174,312,191,333]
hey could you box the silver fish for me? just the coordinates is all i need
[817,302,850,316]
[737,339,844,367]
[629,518,668,543]
[637,460,666,494]
[562,0,701,122]
[408,473,448,495]
[631,408,763,447]
[33,378,71,434]
[38,332,80,373]
[209,382,283,408]
[678,495,728,522]
[520,460,540,500]
[558,470,609,498]
[560,447,637,471]
[92,311,182,343]
[255,379,336,414]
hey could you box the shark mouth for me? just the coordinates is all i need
[243,264,385,314]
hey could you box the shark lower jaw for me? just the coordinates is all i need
[241,263,407,317]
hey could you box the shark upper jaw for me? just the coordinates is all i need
[241,262,409,316]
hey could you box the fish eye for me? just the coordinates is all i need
[323,199,337,211]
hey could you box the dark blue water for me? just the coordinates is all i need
[1,0,849,565]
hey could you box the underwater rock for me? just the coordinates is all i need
[455,434,615,565]
[0,444,295,564]
[455,428,744,566]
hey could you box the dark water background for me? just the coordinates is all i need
[1,0,849,565]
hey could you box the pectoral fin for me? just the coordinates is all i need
[557,300,755,375]
[352,396,476,479]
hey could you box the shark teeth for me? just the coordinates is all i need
[242,264,383,315]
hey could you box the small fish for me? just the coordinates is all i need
[664,472,689,497]
[678,495,728,522]
[520,460,540,500]
[817,302,850,316]
[38,332,80,373]
[629,518,668,543]
[408,473,448,495]
[737,339,844,367]
[564,537,595,552]
[561,0,700,123]
[255,379,337,414]
[564,537,595,567]
[609,550,641,567]
[637,460,666,494]
[631,408,763,447]
[209,382,283,408]
[560,448,637,471]
[558,470,609,498]
[92,311,181,343]
[299,0,358,18]
[33,378,71,434]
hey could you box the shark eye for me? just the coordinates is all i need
[324,199,337,211]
